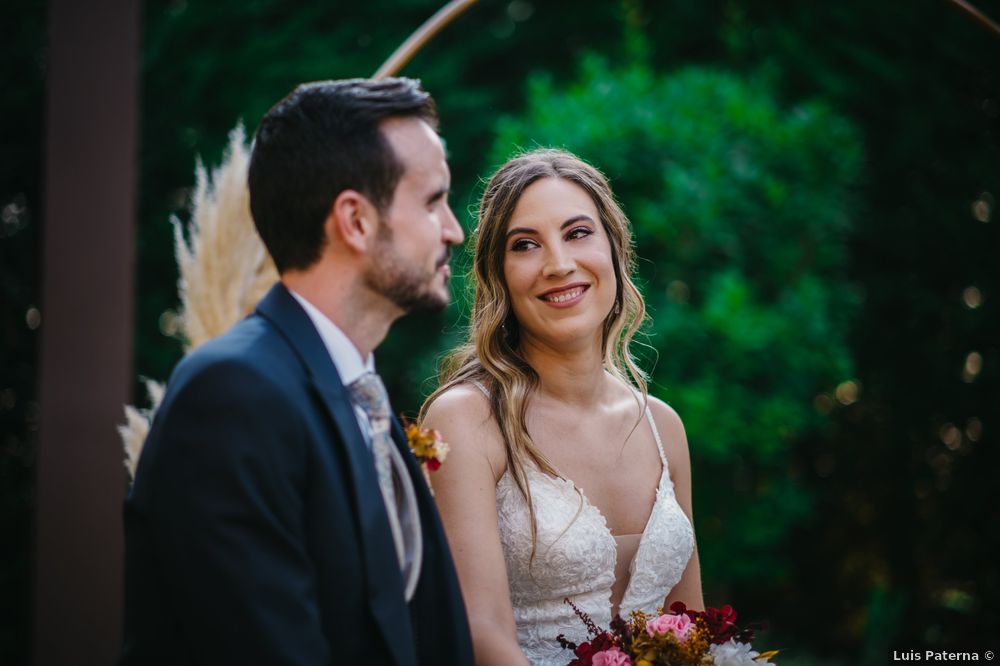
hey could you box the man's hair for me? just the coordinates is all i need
[248,77,438,272]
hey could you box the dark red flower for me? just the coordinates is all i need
[609,614,632,643]
[569,641,592,665]
[702,605,739,644]
[669,601,696,619]
[665,602,746,644]
[590,633,615,652]
[566,632,618,665]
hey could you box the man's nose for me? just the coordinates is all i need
[442,205,464,246]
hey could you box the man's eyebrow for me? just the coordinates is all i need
[504,214,595,240]
[425,186,449,205]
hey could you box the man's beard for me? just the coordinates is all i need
[363,219,451,313]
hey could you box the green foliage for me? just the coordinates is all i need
[5,1,997,661]
[493,56,863,584]
[136,0,633,408]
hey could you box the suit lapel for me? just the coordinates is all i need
[390,417,433,507]
[389,416,447,569]
[255,283,415,666]
[389,412,474,661]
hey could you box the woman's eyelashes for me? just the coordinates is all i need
[510,237,538,252]
[508,226,595,252]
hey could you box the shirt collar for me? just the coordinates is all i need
[288,289,374,386]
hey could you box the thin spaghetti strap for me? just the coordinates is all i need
[629,384,668,465]
[470,379,491,399]
[644,407,668,465]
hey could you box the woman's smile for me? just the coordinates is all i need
[503,177,617,343]
[537,282,590,307]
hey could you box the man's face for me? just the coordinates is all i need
[362,116,464,313]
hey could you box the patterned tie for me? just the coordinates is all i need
[347,372,397,514]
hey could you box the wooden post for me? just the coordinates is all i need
[32,0,138,663]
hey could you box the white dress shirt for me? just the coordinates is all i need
[289,289,423,601]
[289,290,375,445]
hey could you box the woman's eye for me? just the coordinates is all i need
[567,226,594,240]
[510,238,536,252]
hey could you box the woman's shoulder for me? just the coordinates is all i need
[644,393,691,466]
[608,376,684,431]
[424,382,493,424]
[423,382,507,479]
[645,393,683,429]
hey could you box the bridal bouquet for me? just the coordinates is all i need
[558,601,778,666]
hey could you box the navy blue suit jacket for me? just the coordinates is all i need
[122,283,473,665]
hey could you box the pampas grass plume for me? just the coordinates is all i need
[121,125,276,479]
[174,125,278,350]
[120,379,165,479]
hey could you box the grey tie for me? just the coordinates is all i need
[346,372,422,599]
[347,372,396,509]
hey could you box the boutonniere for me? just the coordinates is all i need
[403,420,450,491]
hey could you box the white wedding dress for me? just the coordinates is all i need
[496,407,695,666]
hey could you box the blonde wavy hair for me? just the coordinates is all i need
[421,148,649,560]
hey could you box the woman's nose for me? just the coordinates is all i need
[542,245,575,278]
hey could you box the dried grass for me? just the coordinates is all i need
[174,125,278,350]
[120,379,165,479]
[120,125,276,480]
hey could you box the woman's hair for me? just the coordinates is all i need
[420,148,648,561]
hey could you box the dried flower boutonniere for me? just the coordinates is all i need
[404,421,450,492]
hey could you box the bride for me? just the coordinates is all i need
[420,148,703,665]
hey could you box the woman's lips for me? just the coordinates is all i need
[538,284,589,307]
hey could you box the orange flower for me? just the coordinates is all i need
[404,423,450,470]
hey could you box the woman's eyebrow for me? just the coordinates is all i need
[505,225,536,239]
[560,214,594,229]
[505,214,594,240]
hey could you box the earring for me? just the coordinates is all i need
[614,301,621,315]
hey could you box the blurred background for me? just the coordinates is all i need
[2,0,998,663]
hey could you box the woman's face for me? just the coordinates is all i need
[502,177,617,350]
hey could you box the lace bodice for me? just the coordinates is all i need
[496,407,695,666]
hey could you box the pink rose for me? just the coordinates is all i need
[592,646,632,666]
[646,612,694,640]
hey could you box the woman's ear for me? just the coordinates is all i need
[324,189,378,254]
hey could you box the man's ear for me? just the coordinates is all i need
[324,189,378,254]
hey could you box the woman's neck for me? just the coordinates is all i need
[519,332,610,408]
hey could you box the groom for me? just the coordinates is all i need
[122,78,472,664]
